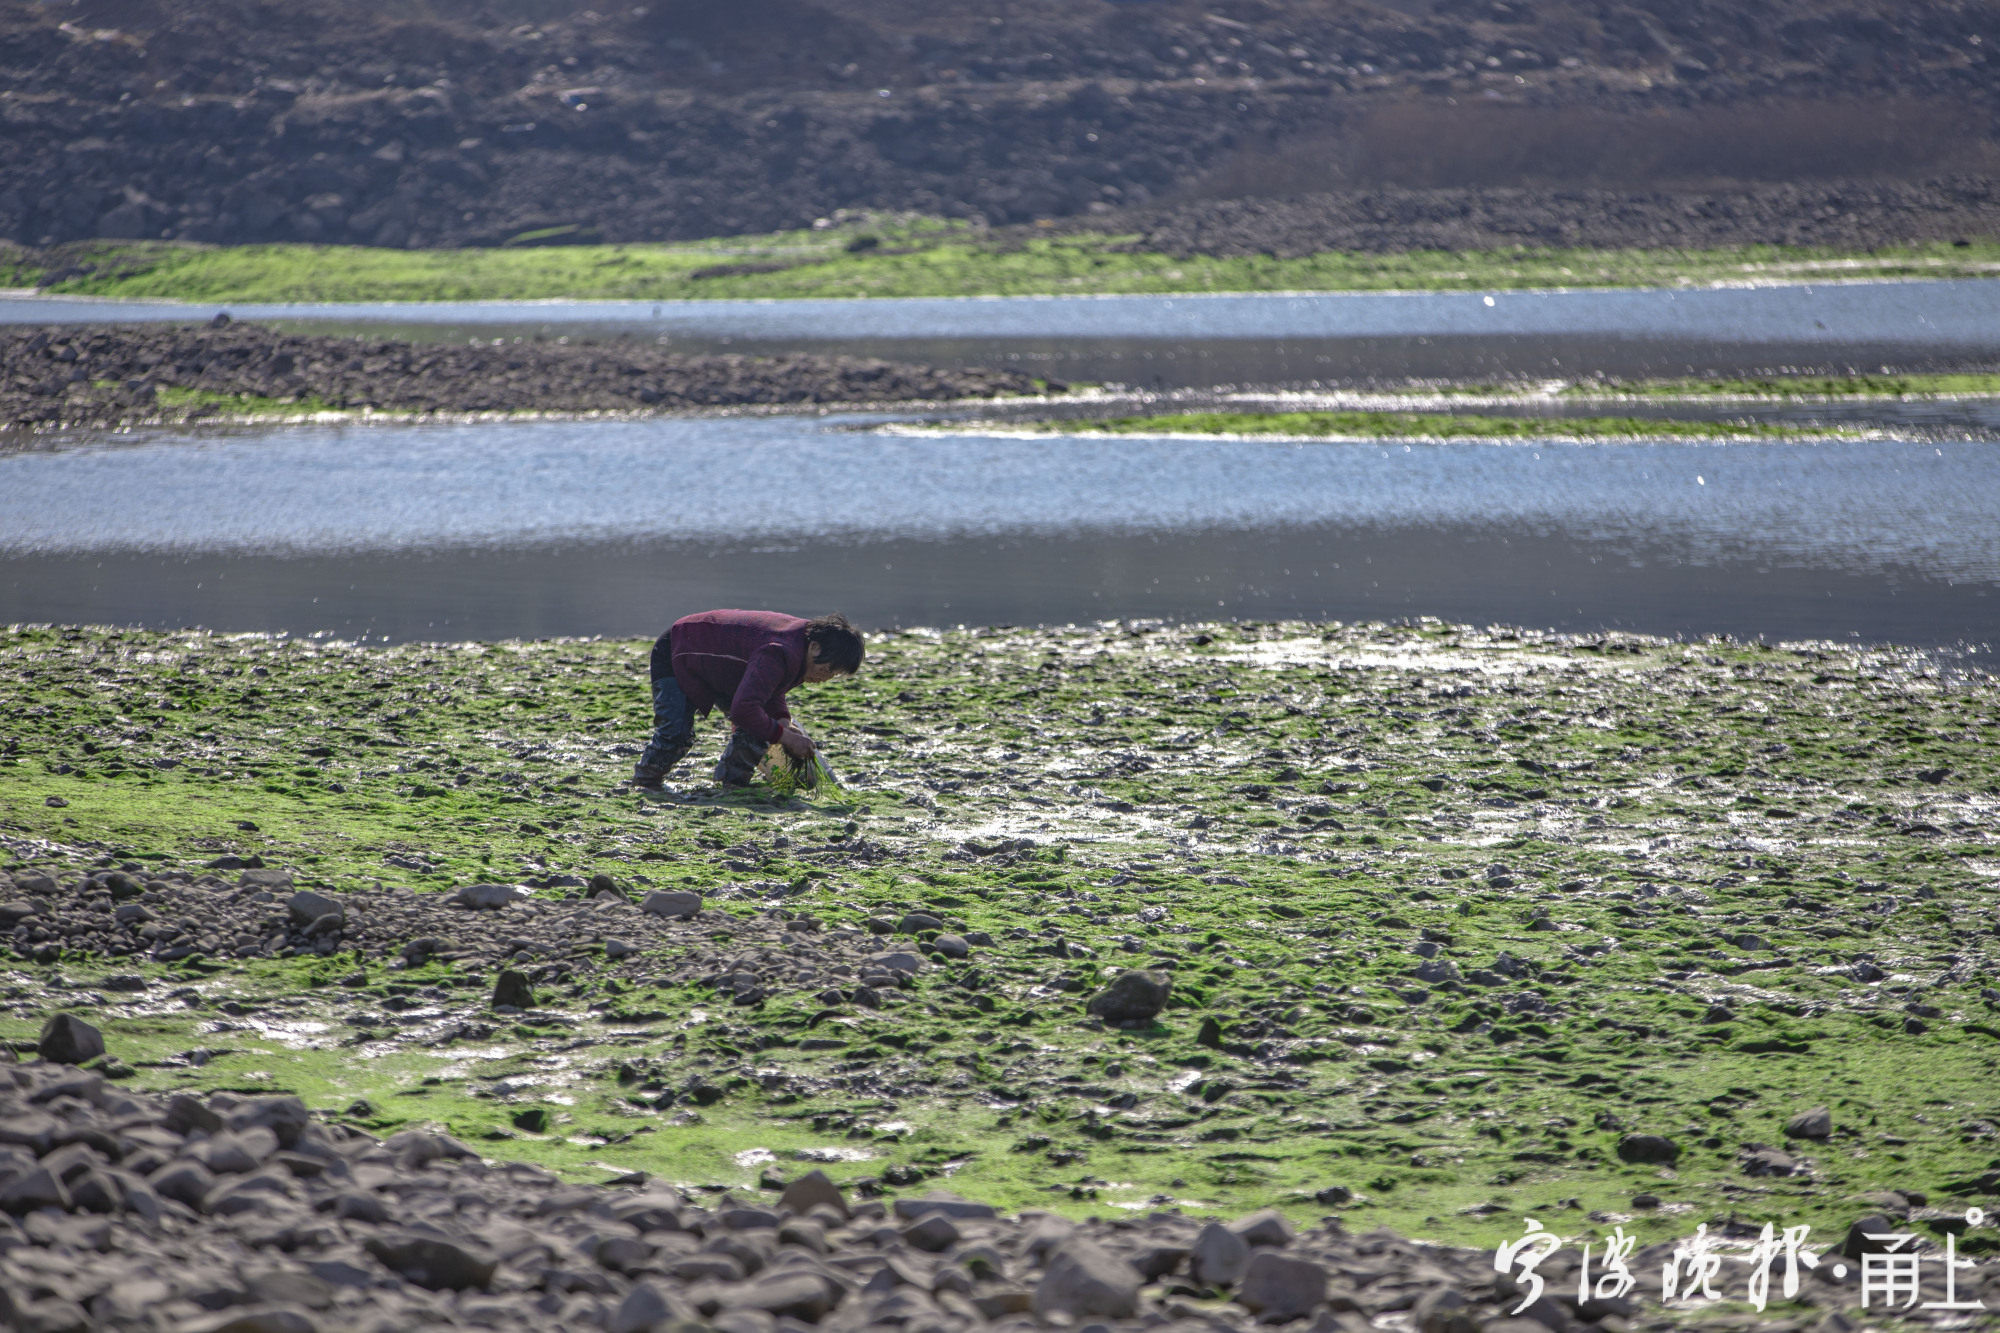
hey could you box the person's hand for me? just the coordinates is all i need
[779,722,815,762]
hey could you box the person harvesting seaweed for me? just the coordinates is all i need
[631,609,864,791]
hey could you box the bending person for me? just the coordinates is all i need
[632,609,864,791]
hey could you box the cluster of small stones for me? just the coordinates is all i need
[0,863,1064,1017]
[5,1031,1987,1333]
[0,322,1049,433]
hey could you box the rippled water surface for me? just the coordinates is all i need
[2,412,1994,644]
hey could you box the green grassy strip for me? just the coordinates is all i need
[153,386,348,418]
[9,226,2000,303]
[1057,410,1827,440]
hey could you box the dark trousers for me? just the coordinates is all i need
[637,648,769,785]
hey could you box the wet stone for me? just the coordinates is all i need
[1085,969,1173,1025]
[1615,1134,1679,1164]
[492,969,536,1009]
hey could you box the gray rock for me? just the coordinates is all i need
[606,939,640,960]
[150,1160,217,1207]
[1413,1286,1478,1333]
[1230,1209,1296,1247]
[452,882,526,910]
[931,933,970,959]
[898,912,943,934]
[868,951,923,976]
[1840,1214,1902,1259]
[1191,1220,1250,1286]
[362,1232,497,1290]
[1413,958,1461,984]
[0,1166,70,1214]
[182,1308,320,1333]
[240,869,295,892]
[38,1013,105,1064]
[286,891,341,927]
[1085,969,1173,1025]
[0,902,37,926]
[778,1168,849,1219]
[1785,1106,1833,1140]
[892,1192,997,1221]
[1033,1236,1141,1320]
[1615,1133,1680,1164]
[903,1212,961,1252]
[611,1280,696,1333]
[1740,1144,1805,1177]
[641,890,702,920]
[1239,1251,1328,1322]
[711,1272,841,1320]
[492,970,535,1009]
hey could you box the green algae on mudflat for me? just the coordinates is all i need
[15,228,2000,303]
[1041,409,1829,441]
[2,622,1998,1248]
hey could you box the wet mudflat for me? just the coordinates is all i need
[3,621,1997,1283]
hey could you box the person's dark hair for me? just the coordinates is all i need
[805,613,865,674]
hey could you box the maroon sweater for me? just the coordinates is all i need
[664,609,808,745]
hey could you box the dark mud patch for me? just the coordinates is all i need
[0,321,1048,434]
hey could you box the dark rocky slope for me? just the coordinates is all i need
[0,0,1996,249]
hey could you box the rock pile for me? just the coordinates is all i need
[0,1057,1521,1333]
[7,1052,1976,1332]
[0,322,1047,434]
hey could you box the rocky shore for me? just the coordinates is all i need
[0,322,1048,433]
[0,1057,1629,1333]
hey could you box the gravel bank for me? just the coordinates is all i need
[0,322,1048,433]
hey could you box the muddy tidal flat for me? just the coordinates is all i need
[0,322,1045,434]
[1,621,1998,1329]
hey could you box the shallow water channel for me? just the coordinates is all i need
[4,281,1999,644]
[2,411,1996,646]
[12,279,2000,387]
